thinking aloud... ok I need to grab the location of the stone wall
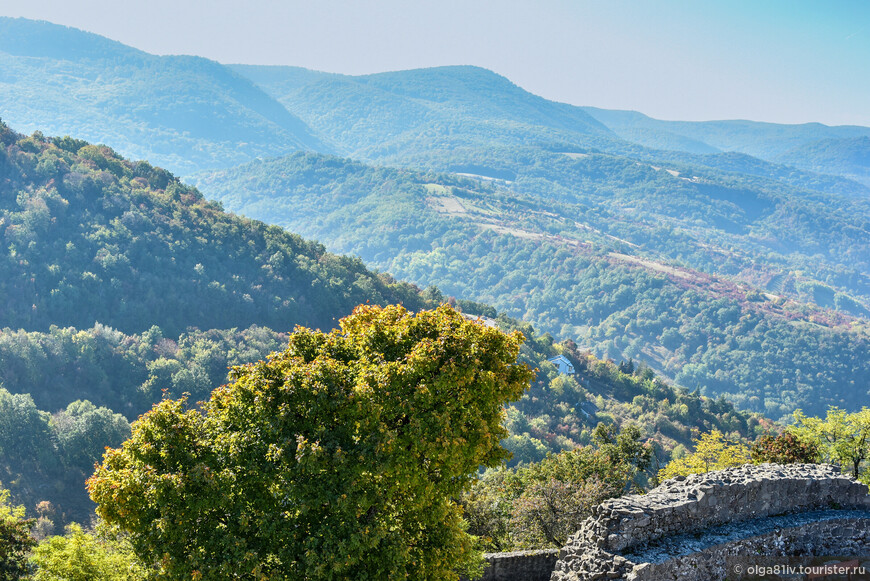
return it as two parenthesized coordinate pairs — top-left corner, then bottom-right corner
(551, 463), (870, 581)
(628, 516), (870, 580)
(461, 550), (560, 581)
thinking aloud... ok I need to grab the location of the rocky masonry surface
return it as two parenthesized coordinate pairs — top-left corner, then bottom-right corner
(624, 508), (870, 564)
(550, 463), (870, 581)
(468, 550), (560, 581)
(626, 516), (870, 580)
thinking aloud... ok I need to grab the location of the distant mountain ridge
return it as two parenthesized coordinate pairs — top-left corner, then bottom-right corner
(775, 136), (870, 186)
(581, 107), (870, 155)
(580, 107), (870, 186)
(0, 17), (327, 175)
(1, 16), (867, 192)
(0, 17), (144, 60)
(232, 63), (870, 195)
(231, 64), (615, 158)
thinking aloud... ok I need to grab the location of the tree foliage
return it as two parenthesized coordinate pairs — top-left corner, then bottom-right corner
(88, 304), (534, 580)
(661, 409), (870, 483)
(0, 387), (130, 526)
(792, 407), (870, 480)
(0, 486), (35, 580)
(591, 423), (653, 492)
(0, 323), (286, 417)
(30, 523), (145, 581)
(750, 430), (821, 465)
(657, 430), (751, 480)
(462, 424), (651, 551)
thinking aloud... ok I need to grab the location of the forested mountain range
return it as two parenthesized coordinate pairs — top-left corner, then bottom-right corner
(3, 18), (870, 418)
(232, 63), (869, 197)
(192, 153), (870, 420)
(231, 64), (614, 155)
(4, 16), (870, 578)
(775, 136), (870, 187)
(220, 63), (870, 324)
(2, 16), (869, 525)
(1, 15), (865, 196)
(0, 122), (762, 525)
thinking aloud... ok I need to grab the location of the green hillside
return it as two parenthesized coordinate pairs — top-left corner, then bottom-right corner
(346, 144), (870, 297)
(0, 17), (326, 175)
(194, 152), (870, 419)
(192, 149), (870, 314)
(0, 120), (425, 337)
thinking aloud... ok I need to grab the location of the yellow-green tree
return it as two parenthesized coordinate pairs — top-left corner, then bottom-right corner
(0, 485), (35, 580)
(792, 407), (870, 480)
(30, 523), (145, 581)
(658, 430), (751, 481)
(88, 304), (533, 580)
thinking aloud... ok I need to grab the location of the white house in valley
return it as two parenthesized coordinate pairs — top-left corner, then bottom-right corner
(547, 354), (575, 375)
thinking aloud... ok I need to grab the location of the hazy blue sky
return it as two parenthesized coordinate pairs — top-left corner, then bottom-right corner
(3, 0), (868, 126)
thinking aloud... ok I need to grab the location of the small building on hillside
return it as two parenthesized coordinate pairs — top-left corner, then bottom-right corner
(547, 355), (575, 375)
(579, 400), (598, 418)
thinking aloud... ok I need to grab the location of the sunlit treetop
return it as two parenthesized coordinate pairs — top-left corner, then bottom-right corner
(89, 304), (534, 580)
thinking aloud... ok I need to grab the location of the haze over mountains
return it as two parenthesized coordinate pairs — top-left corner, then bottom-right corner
(3, 16), (870, 423)
(580, 107), (870, 186)
(2, 17), (868, 189)
(231, 64), (613, 156)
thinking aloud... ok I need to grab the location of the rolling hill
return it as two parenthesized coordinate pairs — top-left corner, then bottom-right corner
(232, 64), (615, 157)
(0, 17), (326, 175)
(0, 119), (423, 337)
(232, 63), (869, 198)
(775, 136), (870, 186)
